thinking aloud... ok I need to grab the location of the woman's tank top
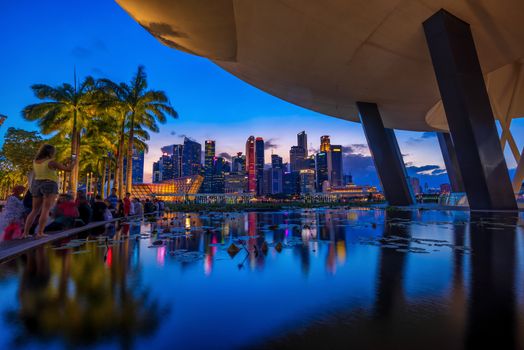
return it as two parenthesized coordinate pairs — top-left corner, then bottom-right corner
(33, 159), (58, 182)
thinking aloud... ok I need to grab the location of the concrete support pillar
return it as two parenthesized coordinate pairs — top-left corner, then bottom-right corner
(437, 132), (465, 193)
(423, 10), (517, 211)
(357, 102), (414, 206)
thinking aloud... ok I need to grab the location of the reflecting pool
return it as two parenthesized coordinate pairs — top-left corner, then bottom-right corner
(0, 208), (523, 349)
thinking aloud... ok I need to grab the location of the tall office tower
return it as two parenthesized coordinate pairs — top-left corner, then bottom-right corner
(162, 144), (184, 178)
(231, 152), (246, 174)
(263, 154), (284, 195)
(299, 169), (316, 194)
(159, 154), (174, 181)
(182, 137), (202, 176)
(131, 148), (144, 184)
(212, 156), (226, 193)
(283, 171), (300, 195)
(297, 131), (308, 157)
(289, 146), (306, 171)
(255, 137), (265, 195)
(271, 154), (283, 169)
(328, 145), (343, 187)
(320, 135), (331, 152)
(315, 152), (329, 191)
(152, 161), (161, 183)
(245, 136), (256, 193)
(202, 140), (216, 193)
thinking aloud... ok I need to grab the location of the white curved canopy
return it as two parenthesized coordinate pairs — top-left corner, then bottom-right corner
(116, 0), (524, 131)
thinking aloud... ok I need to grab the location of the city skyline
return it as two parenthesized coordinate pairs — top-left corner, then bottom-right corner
(2, 0), (523, 188)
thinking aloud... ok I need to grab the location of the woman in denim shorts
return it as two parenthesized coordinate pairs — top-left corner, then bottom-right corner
(22, 144), (76, 238)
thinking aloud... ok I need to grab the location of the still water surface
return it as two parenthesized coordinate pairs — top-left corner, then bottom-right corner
(0, 208), (523, 349)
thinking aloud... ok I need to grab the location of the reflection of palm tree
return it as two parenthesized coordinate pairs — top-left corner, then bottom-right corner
(7, 239), (168, 348)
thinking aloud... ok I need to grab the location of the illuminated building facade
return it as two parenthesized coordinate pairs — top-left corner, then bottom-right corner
(224, 173), (248, 193)
(299, 169), (316, 194)
(245, 136), (256, 193)
(320, 135), (331, 153)
(328, 145), (343, 187)
(283, 171), (300, 195)
(315, 152), (329, 191)
(255, 137), (265, 195)
(131, 175), (204, 201)
(182, 137), (202, 176)
(202, 140), (216, 193)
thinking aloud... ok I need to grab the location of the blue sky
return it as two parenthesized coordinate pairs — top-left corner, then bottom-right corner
(1, 0), (521, 186)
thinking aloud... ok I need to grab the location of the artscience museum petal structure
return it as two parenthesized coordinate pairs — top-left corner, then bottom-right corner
(116, 0), (524, 211)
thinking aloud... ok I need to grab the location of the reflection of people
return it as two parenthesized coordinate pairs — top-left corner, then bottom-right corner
(0, 185), (26, 240)
(23, 144), (76, 238)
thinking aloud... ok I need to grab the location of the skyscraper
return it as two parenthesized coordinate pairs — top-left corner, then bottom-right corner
(161, 144), (184, 178)
(283, 171), (300, 195)
(320, 135), (331, 152)
(255, 137), (265, 195)
(182, 137), (202, 176)
(297, 131), (308, 157)
(290, 146), (306, 172)
(328, 145), (343, 187)
(299, 169), (316, 194)
(202, 140), (216, 193)
(245, 136), (256, 193)
(315, 152), (329, 191)
(271, 154), (283, 169)
(231, 152), (245, 174)
(152, 161), (161, 183)
(131, 148), (144, 184)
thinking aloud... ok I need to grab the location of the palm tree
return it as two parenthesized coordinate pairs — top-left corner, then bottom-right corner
(22, 77), (97, 196)
(100, 66), (177, 194)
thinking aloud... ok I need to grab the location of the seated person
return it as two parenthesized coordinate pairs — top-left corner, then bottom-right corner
(44, 193), (79, 232)
(0, 185), (26, 240)
(75, 190), (92, 225)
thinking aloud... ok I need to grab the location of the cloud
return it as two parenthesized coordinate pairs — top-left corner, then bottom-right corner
(71, 39), (108, 59)
(170, 131), (176, 136)
(342, 143), (369, 155)
(218, 152), (232, 161)
(406, 164), (445, 175)
(406, 131), (437, 144)
(421, 132), (436, 139)
(264, 138), (279, 150)
(71, 46), (91, 59)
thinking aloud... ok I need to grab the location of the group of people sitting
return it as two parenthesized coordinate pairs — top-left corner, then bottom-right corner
(0, 143), (164, 241)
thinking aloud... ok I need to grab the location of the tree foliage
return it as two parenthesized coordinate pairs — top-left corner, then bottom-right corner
(1, 127), (43, 175)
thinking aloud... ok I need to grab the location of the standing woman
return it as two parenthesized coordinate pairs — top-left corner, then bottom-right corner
(22, 144), (76, 238)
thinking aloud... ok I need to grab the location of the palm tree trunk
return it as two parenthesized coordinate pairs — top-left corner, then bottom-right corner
(71, 133), (81, 198)
(101, 158), (107, 200)
(69, 115), (78, 195)
(116, 115), (126, 198)
(106, 161), (112, 198)
(125, 113), (135, 194)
